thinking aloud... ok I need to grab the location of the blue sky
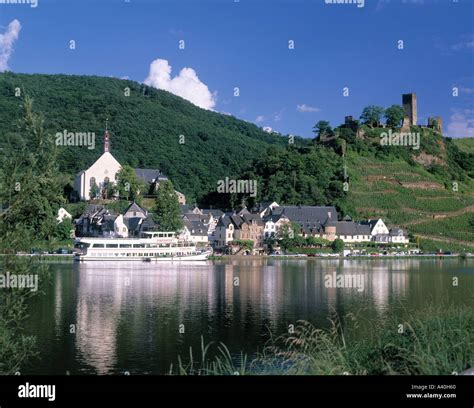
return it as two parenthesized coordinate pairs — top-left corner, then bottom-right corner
(0, 0), (473, 138)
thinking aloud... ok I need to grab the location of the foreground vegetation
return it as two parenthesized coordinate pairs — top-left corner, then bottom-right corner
(172, 304), (473, 375)
(0, 256), (50, 374)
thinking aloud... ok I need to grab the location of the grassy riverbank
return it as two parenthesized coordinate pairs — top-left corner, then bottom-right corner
(172, 304), (474, 375)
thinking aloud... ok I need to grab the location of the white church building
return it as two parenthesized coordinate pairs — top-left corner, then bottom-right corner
(74, 126), (186, 204)
(74, 128), (121, 201)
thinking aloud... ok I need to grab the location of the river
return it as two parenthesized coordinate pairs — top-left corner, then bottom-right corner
(22, 258), (473, 375)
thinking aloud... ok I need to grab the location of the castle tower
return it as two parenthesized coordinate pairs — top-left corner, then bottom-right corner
(402, 93), (417, 126)
(428, 116), (443, 133)
(103, 119), (110, 152)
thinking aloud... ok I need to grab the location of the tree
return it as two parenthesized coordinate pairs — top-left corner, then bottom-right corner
(384, 105), (404, 128)
(152, 180), (183, 232)
(102, 181), (117, 200)
(360, 106), (385, 127)
(331, 238), (345, 253)
(89, 182), (100, 200)
(54, 218), (75, 240)
(116, 165), (144, 201)
(312, 121), (333, 140)
(0, 96), (65, 249)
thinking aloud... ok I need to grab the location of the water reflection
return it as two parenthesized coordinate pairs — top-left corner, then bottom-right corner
(23, 258), (473, 374)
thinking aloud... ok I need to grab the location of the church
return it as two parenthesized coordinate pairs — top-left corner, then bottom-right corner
(74, 126), (186, 204)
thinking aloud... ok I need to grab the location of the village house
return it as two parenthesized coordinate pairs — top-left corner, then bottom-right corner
(325, 221), (372, 243)
(214, 213), (264, 251)
(262, 213), (291, 239)
(74, 205), (116, 237)
(389, 227), (410, 244)
(271, 205), (338, 237)
(113, 202), (156, 238)
(360, 219), (409, 244)
(75, 202), (156, 238)
(234, 214), (265, 249)
(179, 219), (209, 246)
(214, 215), (238, 248)
(180, 206), (224, 245)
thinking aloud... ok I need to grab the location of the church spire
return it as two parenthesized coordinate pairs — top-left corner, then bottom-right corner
(104, 119), (110, 153)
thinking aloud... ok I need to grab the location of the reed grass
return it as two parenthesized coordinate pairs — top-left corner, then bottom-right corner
(171, 304), (474, 376)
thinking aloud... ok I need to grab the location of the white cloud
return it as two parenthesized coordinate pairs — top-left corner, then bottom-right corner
(0, 19), (21, 72)
(144, 59), (216, 110)
(273, 109), (285, 122)
(376, 0), (423, 11)
(297, 104), (320, 113)
(263, 126), (273, 133)
(255, 115), (265, 123)
(450, 34), (474, 51)
(451, 41), (474, 51)
(446, 108), (474, 138)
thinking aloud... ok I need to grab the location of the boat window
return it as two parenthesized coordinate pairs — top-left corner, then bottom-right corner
(106, 244), (119, 248)
(120, 244), (132, 248)
(92, 243), (105, 248)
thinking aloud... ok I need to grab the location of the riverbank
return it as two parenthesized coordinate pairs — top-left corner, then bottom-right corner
(172, 304), (474, 375)
(8, 253), (471, 262)
(210, 253), (473, 261)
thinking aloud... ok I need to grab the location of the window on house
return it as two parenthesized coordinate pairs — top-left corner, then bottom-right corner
(90, 177), (96, 187)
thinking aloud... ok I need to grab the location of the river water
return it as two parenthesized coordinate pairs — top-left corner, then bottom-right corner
(22, 258), (473, 375)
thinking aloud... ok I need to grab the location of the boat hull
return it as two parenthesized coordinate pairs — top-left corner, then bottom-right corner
(75, 251), (212, 262)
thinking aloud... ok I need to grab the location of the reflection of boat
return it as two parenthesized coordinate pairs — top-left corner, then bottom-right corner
(74, 231), (212, 262)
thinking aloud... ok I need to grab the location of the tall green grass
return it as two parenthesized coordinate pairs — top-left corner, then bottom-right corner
(171, 304), (473, 375)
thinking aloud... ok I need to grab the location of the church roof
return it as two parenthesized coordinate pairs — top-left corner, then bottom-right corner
(134, 169), (168, 184)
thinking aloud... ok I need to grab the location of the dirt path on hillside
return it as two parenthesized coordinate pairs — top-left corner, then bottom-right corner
(415, 234), (474, 249)
(402, 205), (474, 226)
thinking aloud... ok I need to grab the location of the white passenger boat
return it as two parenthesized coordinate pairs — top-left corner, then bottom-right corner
(74, 232), (212, 262)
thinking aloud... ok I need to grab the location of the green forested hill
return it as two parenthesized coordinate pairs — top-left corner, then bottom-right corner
(0, 72), (302, 203)
(1, 72), (473, 251)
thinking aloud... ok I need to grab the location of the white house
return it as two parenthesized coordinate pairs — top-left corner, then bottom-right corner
(362, 219), (409, 244)
(179, 220), (209, 246)
(330, 221), (372, 243)
(56, 207), (72, 223)
(389, 228), (410, 244)
(367, 219), (390, 236)
(263, 214), (290, 239)
(114, 214), (128, 238)
(214, 216), (237, 248)
(74, 129), (121, 201)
